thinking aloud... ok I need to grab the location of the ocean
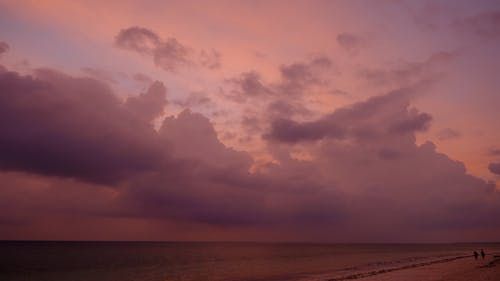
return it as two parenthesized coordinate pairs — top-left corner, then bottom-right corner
(1, 241), (499, 281)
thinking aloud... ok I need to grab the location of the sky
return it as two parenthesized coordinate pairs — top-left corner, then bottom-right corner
(0, 0), (499, 242)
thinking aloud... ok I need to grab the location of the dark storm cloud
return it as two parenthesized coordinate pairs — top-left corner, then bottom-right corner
(1, 63), (499, 241)
(115, 26), (221, 71)
(489, 162), (500, 175)
(120, 109), (281, 225)
(0, 67), (165, 184)
(266, 87), (431, 143)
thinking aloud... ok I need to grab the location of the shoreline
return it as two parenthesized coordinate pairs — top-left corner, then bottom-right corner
(326, 255), (471, 281)
(300, 254), (500, 281)
(340, 255), (500, 281)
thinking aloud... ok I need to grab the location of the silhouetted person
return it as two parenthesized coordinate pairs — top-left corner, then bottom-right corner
(481, 249), (485, 259)
(474, 251), (479, 260)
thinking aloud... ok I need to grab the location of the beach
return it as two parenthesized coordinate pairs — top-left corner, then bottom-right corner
(345, 255), (500, 281)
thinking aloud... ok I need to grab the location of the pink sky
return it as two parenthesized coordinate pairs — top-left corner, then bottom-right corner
(0, 0), (499, 242)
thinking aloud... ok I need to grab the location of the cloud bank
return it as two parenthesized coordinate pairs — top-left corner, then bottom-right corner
(1, 61), (499, 242)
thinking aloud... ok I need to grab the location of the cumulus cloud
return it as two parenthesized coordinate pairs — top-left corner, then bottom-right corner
(261, 91), (499, 240)
(115, 26), (221, 71)
(225, 56), (335, 141)
(159, 109), (252, 170)
(222, 56), (335, 147)
(125, 81), (167, 122)
(266, 87), (431, 143)
(0, 67), (165, 184)
(388, 110), (432, 134)
(1, 63), (499, 241)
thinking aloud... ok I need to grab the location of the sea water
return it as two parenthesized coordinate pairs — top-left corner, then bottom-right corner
(1, 241), (499, 281)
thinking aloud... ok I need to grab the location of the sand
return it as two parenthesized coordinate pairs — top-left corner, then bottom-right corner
(357, 255), (500, 281)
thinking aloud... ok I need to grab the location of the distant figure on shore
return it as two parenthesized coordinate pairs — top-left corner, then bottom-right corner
(480, 249), (485, 259)
(474, 251), (479, 260)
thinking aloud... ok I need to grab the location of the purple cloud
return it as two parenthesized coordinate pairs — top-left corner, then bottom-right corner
(489, 162), (500, 175)
(228, 71), (272, 98)
(0, 67), (165, 183)
(1, 63), (499, 241)
(115, 26), (161, 54)
(125, 81), (167, 122)
(278, 57), (332, 96)
(115, 26), (221, 71)
(266, 88), (431, 143)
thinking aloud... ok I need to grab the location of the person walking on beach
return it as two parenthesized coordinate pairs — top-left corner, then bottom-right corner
(480, 249), (485, 259)
(474, 251), (479, 260)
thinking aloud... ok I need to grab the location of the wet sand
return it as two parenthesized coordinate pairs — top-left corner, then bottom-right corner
(358, 255), (500, 281)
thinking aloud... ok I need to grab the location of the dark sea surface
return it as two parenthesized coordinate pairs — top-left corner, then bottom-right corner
(1, 241), (499, 281)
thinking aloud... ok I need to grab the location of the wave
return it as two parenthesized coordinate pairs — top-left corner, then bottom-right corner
(318, 255), (470, 281)
(299, 255), (472, 281)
